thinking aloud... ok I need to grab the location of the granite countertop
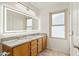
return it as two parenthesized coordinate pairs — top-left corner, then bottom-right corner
(2, 34), (46, 48)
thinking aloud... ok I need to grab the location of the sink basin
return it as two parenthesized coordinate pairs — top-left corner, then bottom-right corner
(3, 39), (18, 43)
(2, 39), (22, 47)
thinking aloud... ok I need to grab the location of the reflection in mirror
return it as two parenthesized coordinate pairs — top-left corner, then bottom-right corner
(4, 7), (39, 33)
(6, 9), (26, 31)
(26, 18), (32, 30)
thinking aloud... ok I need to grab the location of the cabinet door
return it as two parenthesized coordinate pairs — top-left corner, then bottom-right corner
(42, 36), (47, 50)
(38, 38), (42, 53)
(31, 40), (37, 56)
(0, 44), (2, 51)
(13, 42), (30, 56)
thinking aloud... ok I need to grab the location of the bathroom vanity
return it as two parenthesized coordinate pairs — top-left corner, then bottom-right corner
(2, 34), (47, 56)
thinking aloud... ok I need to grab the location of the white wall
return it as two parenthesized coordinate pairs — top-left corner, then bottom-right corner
(39, 3), (70, 54)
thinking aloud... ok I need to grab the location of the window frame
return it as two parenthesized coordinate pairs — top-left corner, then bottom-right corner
(49, 9), (67, 39)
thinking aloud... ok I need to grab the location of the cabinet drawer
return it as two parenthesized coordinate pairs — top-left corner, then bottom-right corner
(31, 40), (37, 45)
(31, 40), (37, 48)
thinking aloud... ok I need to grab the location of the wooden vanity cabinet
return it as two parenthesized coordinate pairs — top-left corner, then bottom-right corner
(2, 35), (47, 56)
(42, 36), (47, 50)
(13, 42), (30, 56)
(37, 38), (43, 53)
(30, 40), (38, 56)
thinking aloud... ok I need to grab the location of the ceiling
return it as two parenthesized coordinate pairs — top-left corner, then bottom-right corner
(30, 2), (69, 10)
(20, 2), (69, 12)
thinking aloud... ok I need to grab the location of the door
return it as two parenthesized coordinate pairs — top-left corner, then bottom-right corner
(42, 36), (47, 50)
(30, 40), (37, 56)
(38, 38), (43, 53)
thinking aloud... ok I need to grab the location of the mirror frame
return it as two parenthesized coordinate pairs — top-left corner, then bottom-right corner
(3, 6), (40, 33)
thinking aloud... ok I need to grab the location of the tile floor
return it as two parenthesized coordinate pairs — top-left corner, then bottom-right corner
(38, 49), (69, 56)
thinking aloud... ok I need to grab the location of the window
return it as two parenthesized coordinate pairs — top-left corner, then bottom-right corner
(50, 11), (66, 39)
(26, 19), (32, 30)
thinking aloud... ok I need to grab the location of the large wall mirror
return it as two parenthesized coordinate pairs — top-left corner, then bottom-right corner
(3, 6), (39, 33)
